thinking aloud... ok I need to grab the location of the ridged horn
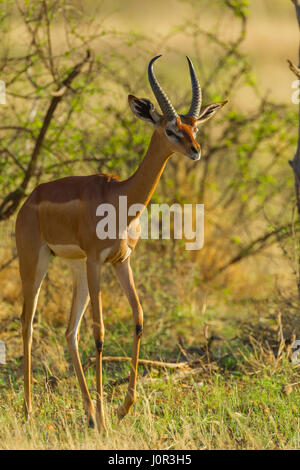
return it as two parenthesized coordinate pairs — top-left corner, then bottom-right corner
(186, 56), (202, 118)
(148, 55), (178, 121)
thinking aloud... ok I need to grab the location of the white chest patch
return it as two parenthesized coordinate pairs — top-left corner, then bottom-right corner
(99, 246), (132, 263)
(122, 246), (132, 262)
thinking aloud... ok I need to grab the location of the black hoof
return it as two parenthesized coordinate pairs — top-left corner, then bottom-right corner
(88, 417), (95, 428)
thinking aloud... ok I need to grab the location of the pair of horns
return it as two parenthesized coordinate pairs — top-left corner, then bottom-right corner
(148, 55), (202, 121)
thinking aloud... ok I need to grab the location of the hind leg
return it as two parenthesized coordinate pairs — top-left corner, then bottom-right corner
(19, 244), (50, 419)
(16, 206), (50, 419)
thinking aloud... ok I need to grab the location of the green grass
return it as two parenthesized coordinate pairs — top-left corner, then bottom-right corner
(0, 327), (299, 449)
(0, 249), (299, 449)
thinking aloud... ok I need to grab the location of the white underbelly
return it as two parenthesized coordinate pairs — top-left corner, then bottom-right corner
(47, 244), (132, 263)
(48, 243), (86, 259)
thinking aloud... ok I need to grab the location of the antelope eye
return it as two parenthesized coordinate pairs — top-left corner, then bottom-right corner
(166, 129), (176, 137)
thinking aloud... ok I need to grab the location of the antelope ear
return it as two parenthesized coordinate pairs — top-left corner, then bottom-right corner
(128, 94), (161, 125)
(197, 100), (228, 125)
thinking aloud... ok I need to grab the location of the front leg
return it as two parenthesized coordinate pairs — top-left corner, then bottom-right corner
(114, 259), (143, 420)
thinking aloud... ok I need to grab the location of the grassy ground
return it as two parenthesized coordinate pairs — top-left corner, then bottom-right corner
(0, 327), (299, 449)
(0, 245), (299, 450)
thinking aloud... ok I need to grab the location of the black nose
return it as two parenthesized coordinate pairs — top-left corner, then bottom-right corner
(191, 145), (198, 153)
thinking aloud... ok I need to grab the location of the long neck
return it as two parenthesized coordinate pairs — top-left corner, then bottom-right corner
(121, 130), (173, 209)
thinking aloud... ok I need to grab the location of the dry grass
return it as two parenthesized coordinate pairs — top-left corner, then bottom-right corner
(1, 320), (300, 450)
(1, 237), (300, 449)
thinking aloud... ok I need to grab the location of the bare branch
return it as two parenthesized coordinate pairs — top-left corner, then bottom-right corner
(0, 50), (91, 221)
(205, 223), (296, 281)
(0, 255), (17, 273)
(84, 356), (189, 370)
(287, 59), (300, 78)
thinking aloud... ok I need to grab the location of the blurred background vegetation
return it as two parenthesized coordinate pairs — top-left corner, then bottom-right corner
(0, 0), (300, 449)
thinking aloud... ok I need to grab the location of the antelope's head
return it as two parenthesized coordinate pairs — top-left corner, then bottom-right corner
(129, 55), (227, 161)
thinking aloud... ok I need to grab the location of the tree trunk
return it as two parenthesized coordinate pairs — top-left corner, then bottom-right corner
(289, 0), (300, 298)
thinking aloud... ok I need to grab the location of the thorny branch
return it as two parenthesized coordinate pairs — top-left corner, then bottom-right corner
(0, 50), (91, 221)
